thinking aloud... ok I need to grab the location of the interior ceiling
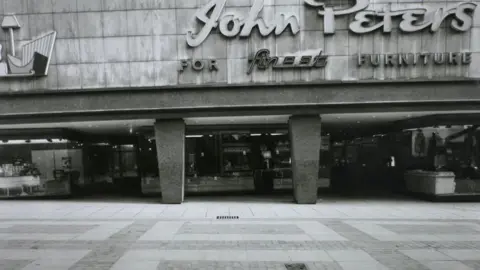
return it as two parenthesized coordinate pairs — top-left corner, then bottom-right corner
(0, 120), (155, 135)
(0, 110), (478, 135)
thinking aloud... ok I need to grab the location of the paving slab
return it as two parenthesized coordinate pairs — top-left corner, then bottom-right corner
(0, 197), (478, 269)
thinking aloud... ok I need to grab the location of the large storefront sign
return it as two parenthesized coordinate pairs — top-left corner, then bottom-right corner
(304, 0), (477, 34)
(247, 49), (328, 74)
(186, 0), (300, 47)
(0, 15), (57, 78)
(357, 52), (472, 67)
(187, 0), (477, 47)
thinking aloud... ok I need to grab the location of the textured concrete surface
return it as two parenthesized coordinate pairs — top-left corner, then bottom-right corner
(0, 197), (479, 269)
(154, 119), (185, 204)
(289, 115), (322, 204)
(1, 0), (480, 125)
(0, 0), (479, 92)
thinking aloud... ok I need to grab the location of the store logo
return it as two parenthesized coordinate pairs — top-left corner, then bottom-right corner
(304, 0), (477, 34)
(247, 49), (328, 74)
(0, 15), (57, 78)
(187, 0), (477, 47)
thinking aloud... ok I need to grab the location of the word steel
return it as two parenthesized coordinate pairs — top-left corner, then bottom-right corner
(178, 59), (219, 72)
(186, 0), (300, 47)
(304, 0), (477, 34)
(247, 49), (328, 74)
(357, 52), (472, 67)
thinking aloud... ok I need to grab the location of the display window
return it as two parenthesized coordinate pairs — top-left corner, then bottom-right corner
(0, 138), (84, 198)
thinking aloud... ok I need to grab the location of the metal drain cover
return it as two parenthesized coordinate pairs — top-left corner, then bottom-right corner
(216, 216), (239, 220)
(285, 263), (308, 270)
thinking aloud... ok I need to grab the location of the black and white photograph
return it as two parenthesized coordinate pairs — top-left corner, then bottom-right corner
(0, 0), (479, 269)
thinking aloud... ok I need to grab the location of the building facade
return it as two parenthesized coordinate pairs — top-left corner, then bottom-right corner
(0, 0), (479, 203)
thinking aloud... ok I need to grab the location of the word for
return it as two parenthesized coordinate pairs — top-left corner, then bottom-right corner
(178, 59), (219, 72)
(356, 52), (472, 67)
(304, 0), (477, 34)
(247, 49), (328, 74)
(186, 0), (300, 47)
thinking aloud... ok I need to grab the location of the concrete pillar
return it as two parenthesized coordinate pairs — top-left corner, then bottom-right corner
(289, 115), (321, 204)
(154, 119), (185, 204)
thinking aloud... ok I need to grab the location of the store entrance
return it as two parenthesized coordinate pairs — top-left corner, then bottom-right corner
(329, 137), (401, 197)
(77, 141), (142, 198)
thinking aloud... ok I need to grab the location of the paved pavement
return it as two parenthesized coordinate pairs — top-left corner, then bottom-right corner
(0, 195), (479, 270)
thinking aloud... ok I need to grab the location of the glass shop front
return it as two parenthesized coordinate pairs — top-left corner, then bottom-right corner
(0, 131), (142, 199)
(329, 125), (480, 197)
(0, 138), (82, 198)
(139, 128), (332, 196)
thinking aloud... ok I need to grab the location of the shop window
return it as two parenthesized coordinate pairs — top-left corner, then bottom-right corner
(185, 134), (221, 177)
(113, 145), (138, 178)
(85, 143), (140, 187)
(138, 138), (160, 195)
(87, 144), (114, 184)
(0, 139), (83, 198)
(221, 133), (252, 175)
(184, 132), (292, 179)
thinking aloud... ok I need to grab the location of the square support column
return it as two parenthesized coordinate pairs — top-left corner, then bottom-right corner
(154, 119), (185, 204)
(289, 115), (321, 204)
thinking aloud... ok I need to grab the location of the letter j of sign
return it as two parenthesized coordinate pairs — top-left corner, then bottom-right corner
(304, 0), (370, 34)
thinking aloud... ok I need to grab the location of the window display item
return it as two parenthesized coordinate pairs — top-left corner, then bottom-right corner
(413, 129), (426, 157)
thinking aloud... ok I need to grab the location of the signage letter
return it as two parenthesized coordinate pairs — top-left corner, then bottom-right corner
(399, 9), (430, 32)
(357, 54), (366, 66)
(240, 0), (274, 36)
(452, 3), (477, 31)
(304, 0), (370, 34)
(350, 11), (383, 34)
(434, 53), (446, 65)
(300, 56), (312, 65)
(209, 59), (219, 71)
(192, 60), (205, 71)
(370, 55), (380, 66)
(218, 14), (243, 37)
(186, 0), (226, 47)
(385, 54), (395, 66)
(178, 60), (189, 71)
(462, 52), (472, 65)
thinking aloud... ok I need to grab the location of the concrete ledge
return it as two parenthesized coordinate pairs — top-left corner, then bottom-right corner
(2, 77), (478, 97)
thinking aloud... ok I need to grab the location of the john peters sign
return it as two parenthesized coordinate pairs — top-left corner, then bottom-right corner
(186, 0), (477, 47)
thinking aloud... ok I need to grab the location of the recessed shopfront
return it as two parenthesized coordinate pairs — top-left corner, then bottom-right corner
(0, 0), (479, 203)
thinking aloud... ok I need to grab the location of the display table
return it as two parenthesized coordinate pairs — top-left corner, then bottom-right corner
(404, 170), (456, 195)
(186, 177), (254, 193)
(0, 176), (41, 196)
